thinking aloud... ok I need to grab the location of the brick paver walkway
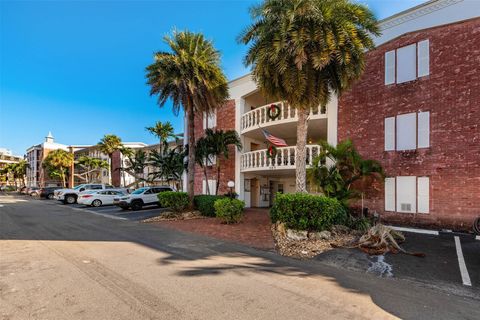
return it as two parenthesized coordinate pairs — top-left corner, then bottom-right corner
(154, 208), (274, 250)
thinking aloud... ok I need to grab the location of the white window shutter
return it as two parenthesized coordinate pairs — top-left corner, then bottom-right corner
(384, 178), (396, 211)
(208, 111), (216, 128)
(417, 40), (430, 77)
(384, 117), (395, 151)
(208, 180), (217, 195)
(385, 50), (396, 85)
(396, 113), (417, 150)
(396, 44), (417, 83)
(417, 177), (430, 214)
(202, 112), (207, 129)
(202, 179), (207, 194)
(396, 176), (417, 213)
(418, 111), (430, 148)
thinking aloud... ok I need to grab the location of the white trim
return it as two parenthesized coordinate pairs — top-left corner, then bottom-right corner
(454, 236), (472, 286)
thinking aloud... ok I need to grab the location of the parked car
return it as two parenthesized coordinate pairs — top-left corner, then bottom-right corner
(78, 189), (127, 207)
(32, 186), (63, 199)
(113, 186), (174, 211)
(19, 186), (28, 194)
(54, 184), (115, 204)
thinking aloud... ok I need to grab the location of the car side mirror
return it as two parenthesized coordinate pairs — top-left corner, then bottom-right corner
(79, 188), (85, 192)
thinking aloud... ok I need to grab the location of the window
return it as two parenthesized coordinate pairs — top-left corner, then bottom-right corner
(384, 111), (430, 151)
(384, 176), (429, 213)
(202, 179), (217, 195)
(384, 39), (429, 85)
(203, 111), (216, 129)
(90, 185), (103, 190)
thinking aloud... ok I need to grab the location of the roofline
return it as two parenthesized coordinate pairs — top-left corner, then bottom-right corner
(378, 0), (438, 25)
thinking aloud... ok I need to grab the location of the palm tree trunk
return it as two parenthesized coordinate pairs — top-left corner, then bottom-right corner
(216, 162), (220, 195)
(187, 107), (196, 205)
(295, 108), (309, 193)
(203, 167), (210, 195)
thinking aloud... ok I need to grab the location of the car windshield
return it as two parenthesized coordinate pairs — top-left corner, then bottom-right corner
(131, 188), (148, 195)
(73, 184), (86, 190)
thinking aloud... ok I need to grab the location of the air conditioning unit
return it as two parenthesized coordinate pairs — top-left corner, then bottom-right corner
(401, 203), (412, 212)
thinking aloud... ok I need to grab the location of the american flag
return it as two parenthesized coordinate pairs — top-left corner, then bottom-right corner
(262, 128), (288, 147)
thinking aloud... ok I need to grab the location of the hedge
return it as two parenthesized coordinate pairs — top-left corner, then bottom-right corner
(214, 198), (245, 224)
(270, 193), (347, 231)
(158, 191), (189, 212)
(193, 195), (224, 216)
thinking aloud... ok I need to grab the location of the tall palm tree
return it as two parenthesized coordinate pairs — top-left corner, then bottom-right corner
(240, 0), (379, 192)
(204, 129), (242, 195)
(146, 30), (229, 205)
(43, 149), (74, 187)
(146, 121), (177, 154)
(97, 134), (122, 186)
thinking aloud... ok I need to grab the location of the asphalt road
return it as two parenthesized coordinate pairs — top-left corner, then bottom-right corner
(1, 195), (479, 320)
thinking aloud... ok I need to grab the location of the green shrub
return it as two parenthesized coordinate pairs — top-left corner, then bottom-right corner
(347, 216), (372, 232)
(214, 198), (245, 224)
(270, 193), (347, 231)
(193, 195), (224, 216)
(158, 191), (189, 212)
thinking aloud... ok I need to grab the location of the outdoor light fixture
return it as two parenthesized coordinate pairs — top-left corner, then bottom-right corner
(227, 181), (235, 199)
(227, 181), (235, 188)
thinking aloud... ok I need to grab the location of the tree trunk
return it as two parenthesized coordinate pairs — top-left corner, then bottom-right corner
(216, 162), (220, 195)
(61, 170), (66, 188)
(187, 107), (196, 206)
(295, 108), (309, 193)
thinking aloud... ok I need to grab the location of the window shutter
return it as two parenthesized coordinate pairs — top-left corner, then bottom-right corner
(396, 44), (417, 83)
(396, 176), (416, 213)
(384, 117), (395, 151)
(396, 113), (417, 150)
(208, 111), (217, 128)
(202, 112), (207, 129)
(202, 179), (207, 194)
(417, 40), (430, 77)
(384, 178), (396, 211)
(385, 50), (396, 85)
(208, 180), (217, 195)
(417, 177), (430, 214)
(418, 111), (430, 148)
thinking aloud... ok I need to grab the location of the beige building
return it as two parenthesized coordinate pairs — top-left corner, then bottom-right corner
(0, 148), (24, 186)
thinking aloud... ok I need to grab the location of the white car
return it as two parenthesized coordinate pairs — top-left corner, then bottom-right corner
(77, 190), (127, 207)
(114, 186), (174, 211)
(54, 183), (115, 204)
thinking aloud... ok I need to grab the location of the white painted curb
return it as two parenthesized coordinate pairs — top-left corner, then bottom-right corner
(389, 226), (439, 235)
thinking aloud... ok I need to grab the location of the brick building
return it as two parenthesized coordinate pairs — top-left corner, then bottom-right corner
(186, 0), (480, 229)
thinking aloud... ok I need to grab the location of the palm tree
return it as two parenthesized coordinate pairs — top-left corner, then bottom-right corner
(97, 134), (122, 186)
(146, 30), (229, 205)
(204, 129), (242, 195)
(75, 156), (109, 183)
(121, 148), (149, 187)
(149, 146), (186, 189)
(43, 149), (74, 187)
(14, 160), (29, 187)
(194, 136), (214, 195)
(146, 121), (177, 154)
(307, 139), (384, 207)
(240, 0), (379, 192)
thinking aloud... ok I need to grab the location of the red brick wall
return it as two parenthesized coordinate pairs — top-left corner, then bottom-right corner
(338, 18), (480, 230)
(111, 150), (121, 187)
(193, 99), (236, 195)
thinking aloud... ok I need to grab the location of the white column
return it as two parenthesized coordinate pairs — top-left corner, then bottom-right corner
(235, 98), (245, 201)
(327, 95), (338, 147)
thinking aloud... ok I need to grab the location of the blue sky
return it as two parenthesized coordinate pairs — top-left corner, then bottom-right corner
(0, 0), (424, 155)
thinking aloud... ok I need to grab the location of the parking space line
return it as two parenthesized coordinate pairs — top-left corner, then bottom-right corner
(454, 236), (472, 286)
(390, 226), (439, 235)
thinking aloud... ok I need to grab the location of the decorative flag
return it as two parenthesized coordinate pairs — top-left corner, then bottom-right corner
(262, 128), (288, 147)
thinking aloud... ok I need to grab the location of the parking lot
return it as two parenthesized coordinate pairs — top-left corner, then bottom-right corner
(43, 198), (168, 221)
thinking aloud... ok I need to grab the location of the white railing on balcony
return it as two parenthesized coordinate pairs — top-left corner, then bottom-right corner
(241, 101), (327, 133)
(241, 145), (321, 172)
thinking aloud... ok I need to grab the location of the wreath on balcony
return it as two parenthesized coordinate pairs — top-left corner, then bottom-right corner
(266, 145), (277, 160)
(267, 103), (281, 120)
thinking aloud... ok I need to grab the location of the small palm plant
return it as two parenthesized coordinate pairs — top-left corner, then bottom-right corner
(145, 121), (177, 154)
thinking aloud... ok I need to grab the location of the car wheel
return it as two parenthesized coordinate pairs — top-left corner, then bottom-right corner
(131, 201), (143, 211)
(65, 195), (76, 204)
(92, 199), (102, 207)
(47, 193), (54, 200)
(120, 207), (129, 211)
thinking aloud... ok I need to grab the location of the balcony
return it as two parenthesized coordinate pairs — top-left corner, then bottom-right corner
(240, 145), (321, 173)
(241, 101), (327, 134)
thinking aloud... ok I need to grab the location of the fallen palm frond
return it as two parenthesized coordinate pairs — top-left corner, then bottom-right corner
(332, 224), (425, 257)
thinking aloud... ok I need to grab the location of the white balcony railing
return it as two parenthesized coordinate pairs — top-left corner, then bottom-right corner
(241, 101), (327, 133)
(241, 145), (321, 172)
